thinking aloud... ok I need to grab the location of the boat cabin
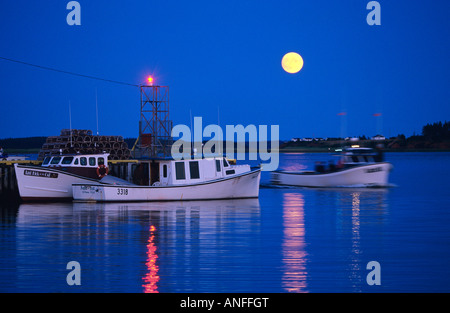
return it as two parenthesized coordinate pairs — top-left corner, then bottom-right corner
(340, 147), (383, 165)
(39, 154), (252, 186)
(41, 153), (110, 179)
(132, 157), (251, 187)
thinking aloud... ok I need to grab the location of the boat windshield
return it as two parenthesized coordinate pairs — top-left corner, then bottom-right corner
(42, 157), (51, 165)
(345, 148), (375, 155)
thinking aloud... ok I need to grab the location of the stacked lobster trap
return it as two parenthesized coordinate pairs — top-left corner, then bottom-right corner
(37, 129), (131, 161)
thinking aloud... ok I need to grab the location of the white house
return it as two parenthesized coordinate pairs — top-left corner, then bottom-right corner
(371, 135), (386, 141)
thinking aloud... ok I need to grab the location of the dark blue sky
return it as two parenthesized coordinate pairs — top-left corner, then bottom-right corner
(1, 1), (449, 140)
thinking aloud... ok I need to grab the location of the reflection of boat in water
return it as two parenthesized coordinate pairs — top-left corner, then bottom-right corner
(15, 197), (260, 292)
(15, 198), (261, 229)
(72, 197), (261, 213)
(17, 198), (260, 231)
(271, 147), (393, 188)
(14, 153), (110, 201)
(73, 157), (261, 202)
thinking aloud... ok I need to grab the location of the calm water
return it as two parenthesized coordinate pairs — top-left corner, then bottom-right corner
(1, 152), (450, 293)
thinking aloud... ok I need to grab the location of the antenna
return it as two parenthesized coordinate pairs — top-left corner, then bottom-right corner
(69, 100), (73, 148)
(217, 106), (222, 156)
(190, 109), (193, 155)
(217, 106), (220, 129)
(95, 88), (99, 135)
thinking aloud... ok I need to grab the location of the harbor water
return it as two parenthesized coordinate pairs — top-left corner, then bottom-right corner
(1, 152), (449, 292)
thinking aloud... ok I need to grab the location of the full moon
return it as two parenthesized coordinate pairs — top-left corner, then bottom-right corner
(281, 52), (304, 74)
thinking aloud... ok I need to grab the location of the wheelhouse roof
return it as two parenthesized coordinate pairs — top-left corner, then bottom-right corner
(343, 147), (376, 155)
(134, 155), (228, 161)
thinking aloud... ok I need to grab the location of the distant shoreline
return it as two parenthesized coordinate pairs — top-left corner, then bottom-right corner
(279, 148), (450, 153)
(4, 147), (450, 155)
(3, 121), (450, 155)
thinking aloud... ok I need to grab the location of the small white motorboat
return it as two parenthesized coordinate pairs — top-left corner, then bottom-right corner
(271, 147), (393, 188)
(72, 157), (261, 202)
(15, 153), (110, 201)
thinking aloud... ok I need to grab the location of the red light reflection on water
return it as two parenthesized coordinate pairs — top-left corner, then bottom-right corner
(142, 225), (160, 293)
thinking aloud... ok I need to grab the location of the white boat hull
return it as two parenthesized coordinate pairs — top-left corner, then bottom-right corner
(271, 162), (392, 188)
(73, 169), (261, 202)
(14, 164), (100, 201)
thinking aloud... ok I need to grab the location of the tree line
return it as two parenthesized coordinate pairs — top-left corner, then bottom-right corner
(1, 121), (449, 150)
(0, 137), (48, 149)
(421, 121), (450, 142)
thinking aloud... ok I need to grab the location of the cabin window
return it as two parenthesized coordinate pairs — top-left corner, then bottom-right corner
(80, 157), (87, 166)
(98, 157), (105, 165)
(43, 157), (51, 165)
(74, 158), (79, 165)
(175, 162), (186, 180)
(62, 156), (74, 165)
(50, 157), (61, 165)
(223, 158), (229, 167)
(216, 159), (221, 172)
(189, 161), (200, 179)
(163, 164), (167, 178)
(89, 157), (96, 166)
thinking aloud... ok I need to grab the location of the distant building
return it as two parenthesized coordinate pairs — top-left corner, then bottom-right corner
(371, 135), (386, 141)
(301, 138), (313, 142)
(290, 138), (300, 142)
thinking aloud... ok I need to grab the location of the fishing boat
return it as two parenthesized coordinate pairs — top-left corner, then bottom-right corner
(72, 157), (261, 202)
(271, 146), (393, 188)
(14, 153), (110, 201)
